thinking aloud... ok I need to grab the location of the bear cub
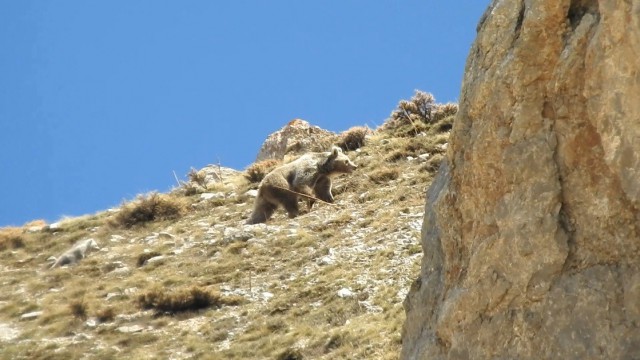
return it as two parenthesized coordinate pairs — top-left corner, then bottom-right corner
(247, 146), (357, 224)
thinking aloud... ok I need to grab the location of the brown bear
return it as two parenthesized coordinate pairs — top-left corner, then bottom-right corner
(246, 146), (357, 224)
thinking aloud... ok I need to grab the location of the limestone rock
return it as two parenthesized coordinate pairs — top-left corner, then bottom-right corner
(402, 1), (640, 359)
(255, 119), (336, 162)
(20, 311), (43, 320)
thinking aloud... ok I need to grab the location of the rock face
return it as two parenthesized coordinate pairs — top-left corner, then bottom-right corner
(402, 1), (640, 359)
(255, 119), (336, 162)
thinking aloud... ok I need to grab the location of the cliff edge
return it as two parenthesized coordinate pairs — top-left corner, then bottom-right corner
(402, 1), (640, 359)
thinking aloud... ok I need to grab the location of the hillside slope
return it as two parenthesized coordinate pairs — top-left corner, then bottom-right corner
(0, 93), (454, 359)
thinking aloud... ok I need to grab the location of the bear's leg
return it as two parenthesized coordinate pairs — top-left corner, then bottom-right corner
(247, 197), (278, 224)
(313, 177), (334, 204)
(280, 195), (300, 218)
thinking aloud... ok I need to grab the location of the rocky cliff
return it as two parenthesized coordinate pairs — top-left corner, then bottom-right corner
(403, 1), (640, 359)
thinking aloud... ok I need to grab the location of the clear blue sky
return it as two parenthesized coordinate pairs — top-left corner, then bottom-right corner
(1, 1), (489, 226)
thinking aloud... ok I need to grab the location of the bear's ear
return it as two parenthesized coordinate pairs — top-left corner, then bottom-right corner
(330, 146), (341, 159)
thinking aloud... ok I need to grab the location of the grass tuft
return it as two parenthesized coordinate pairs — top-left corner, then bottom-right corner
(337, 126), (371, 151)
(95, 307), (116, 323)
(0, 228), (26, 251)
(368, 167), (400, 184)
(69, 300), (87, 320)
(137, 287), (244, 314)
(112, 193), (188, 228)
(245, 159), (282, 183)
(276, 348), (304, 360)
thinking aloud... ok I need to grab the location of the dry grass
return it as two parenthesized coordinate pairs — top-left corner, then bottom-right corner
(245, 158), (282, 183)
(69, 299), (87, 320)
(0, 91), (454, 360)
(0, 227), (26, 251)
(187, 167), (207, 187)
(337, 126), (372, 151)
(112, 193), (188, 228)
(368, 167), (400, 184)
(95, 306), (116, 323)
(137, 287), (244, 314)
(380, 90), (458, 137)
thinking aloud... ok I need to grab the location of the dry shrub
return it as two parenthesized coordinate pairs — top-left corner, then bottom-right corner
(113, 193), (188, 228)
(382, 90), (435, 136)
(432, 103), (458, 124)
(245, 159), (281, 183)
(381, 90), (458, 137)
(69, 300), (87, 320)
(187, 167), (207, 187)
(95, 307), (115, 323)
(276, 348), (304, 360)
(0, 227), (26, 251)
(337, 126), (371, 151)
(385, 150), (406, 163)
(137, 287), (244, 314)
(421, 153), (445, 173)
(368, 167), (400, 184)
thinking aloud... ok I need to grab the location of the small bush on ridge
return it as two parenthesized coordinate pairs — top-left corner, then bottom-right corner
(245, 159), (281, 183)
(337, 126), (371, 151)
(112, 193), (188, 228)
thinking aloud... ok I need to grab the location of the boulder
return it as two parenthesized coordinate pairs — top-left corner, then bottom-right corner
(255, 119), (336, 162)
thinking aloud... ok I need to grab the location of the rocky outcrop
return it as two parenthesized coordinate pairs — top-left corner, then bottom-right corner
(255, 119), (336, 162)
(402, 1), (640, 359)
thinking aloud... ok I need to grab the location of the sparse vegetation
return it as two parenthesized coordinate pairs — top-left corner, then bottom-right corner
(382, 89), (458, 137)
(0, 227), (25, 251)
(112, 193), (188, 228)
(187, 167), (207, 187)
(245, 158), (282, 183)
(69, 299), (87, 320)
(369, 167), (400, 183)
(137, 287), (244, 314)
(95, 307), (115, 323)
(0, 90), (454, 359)
(337, 126), (371, 151)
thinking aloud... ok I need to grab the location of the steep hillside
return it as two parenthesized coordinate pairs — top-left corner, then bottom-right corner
(0, 92), (454, 359)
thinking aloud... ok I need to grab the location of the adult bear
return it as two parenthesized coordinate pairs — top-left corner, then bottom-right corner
(247, 146), (357, 224)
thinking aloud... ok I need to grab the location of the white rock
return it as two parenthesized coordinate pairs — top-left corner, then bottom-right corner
(200, 192), (225, 201)
(158, 232), (175, 240)
(85, 318), (98, 328)
(418, 153), (430, 160)
(0, 323), (20, 341)
(110, 267), (131, 276)
(46, 222), (61, 231)
(245, 189), (259, 197)
(262, 292), (274, 301)
(337, 288), (354, 298)
(223, 228), (253, 243)
(110, 235), (126, 242)
(317, 256), (335, 266)
(124, 288), (138, 296)
(27, 226), (44, 233)
(145, 255), (165, 265)
(117, 325), (144, 333)
(20, 311), (43, 320)
(106, 293), (120, 301)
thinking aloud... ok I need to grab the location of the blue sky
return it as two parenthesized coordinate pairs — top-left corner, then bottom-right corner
(1, 1), (489, 226)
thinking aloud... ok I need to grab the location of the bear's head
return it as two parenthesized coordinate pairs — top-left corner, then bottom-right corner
(325, 146), (357, 174)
